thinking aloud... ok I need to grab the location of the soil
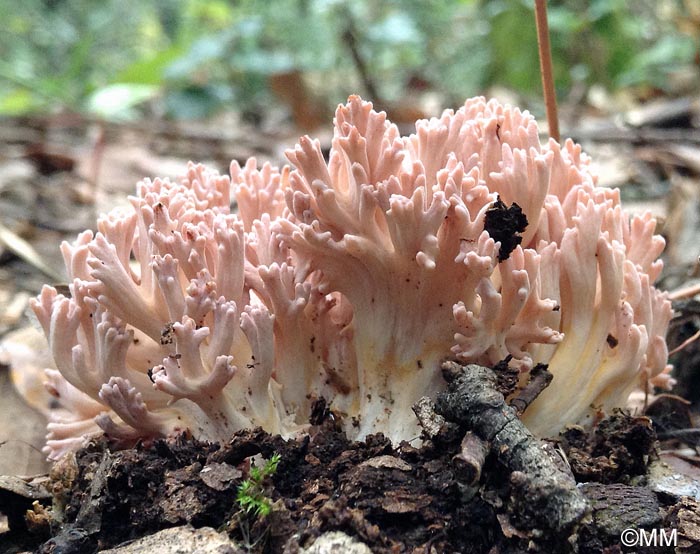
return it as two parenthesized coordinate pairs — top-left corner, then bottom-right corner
(1, 387), (696, 554)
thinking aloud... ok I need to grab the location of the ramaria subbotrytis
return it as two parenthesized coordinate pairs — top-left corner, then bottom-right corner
(30, 96), (672, 459)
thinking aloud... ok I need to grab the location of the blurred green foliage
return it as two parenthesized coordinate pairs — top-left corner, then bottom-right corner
(0, 0), (696, 120)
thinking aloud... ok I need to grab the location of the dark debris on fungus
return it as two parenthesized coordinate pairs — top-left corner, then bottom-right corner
(484, 196), (528, 262)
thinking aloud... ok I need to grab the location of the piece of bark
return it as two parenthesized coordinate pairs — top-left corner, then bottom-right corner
(412, 396), (460, 443)
(436, 362), (588, 533)
(666, 497), (700, 554)
(577, 483), (666, 553)
(74, 450), (116, 535)
(580, 483), (660, 536)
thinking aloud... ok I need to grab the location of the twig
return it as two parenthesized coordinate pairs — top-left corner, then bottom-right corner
(534, 0), (560, 142)
(340, 7), (381, 102)
(573, 127), (700, 145)
(509, 363), (553, 416)
(436, 362), (588, 532)
(656, 428), (700, 444)
(669, 328), (700, 355)
(669, 281), (700, 301)
(451, 432), (488, 485)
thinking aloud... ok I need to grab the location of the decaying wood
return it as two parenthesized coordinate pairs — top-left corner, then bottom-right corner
(667, 497), (700, 554)
(411, 396), (460, 443)
(451, 432), (488, 486)
(581, 483), (660, 536)
(436, 361), (589, 533)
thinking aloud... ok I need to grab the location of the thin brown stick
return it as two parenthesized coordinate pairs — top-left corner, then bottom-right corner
(668, 281), (700, 301)
(509, 363), (553, 416)
(534, 0), (560, 142)
(669, 328), (700, 356)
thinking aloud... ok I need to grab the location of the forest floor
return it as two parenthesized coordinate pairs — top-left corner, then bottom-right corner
(1, 391), (699, 553)
(0, 96), (700, 552)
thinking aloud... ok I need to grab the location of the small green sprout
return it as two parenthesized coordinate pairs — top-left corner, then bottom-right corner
(236, 453), (281, 518)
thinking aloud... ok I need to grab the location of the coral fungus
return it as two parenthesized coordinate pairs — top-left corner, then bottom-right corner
(29, 96), (672, 459)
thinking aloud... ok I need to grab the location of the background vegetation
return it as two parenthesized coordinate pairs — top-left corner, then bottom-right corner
(0, 0), (698, 124)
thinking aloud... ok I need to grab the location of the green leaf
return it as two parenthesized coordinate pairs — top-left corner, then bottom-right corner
(115, 46), (186, 85)
(0, 89), (36, 115)
(87, 83), (159, 120)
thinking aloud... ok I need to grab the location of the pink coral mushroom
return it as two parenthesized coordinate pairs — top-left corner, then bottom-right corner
(30, 96), (672, 459)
